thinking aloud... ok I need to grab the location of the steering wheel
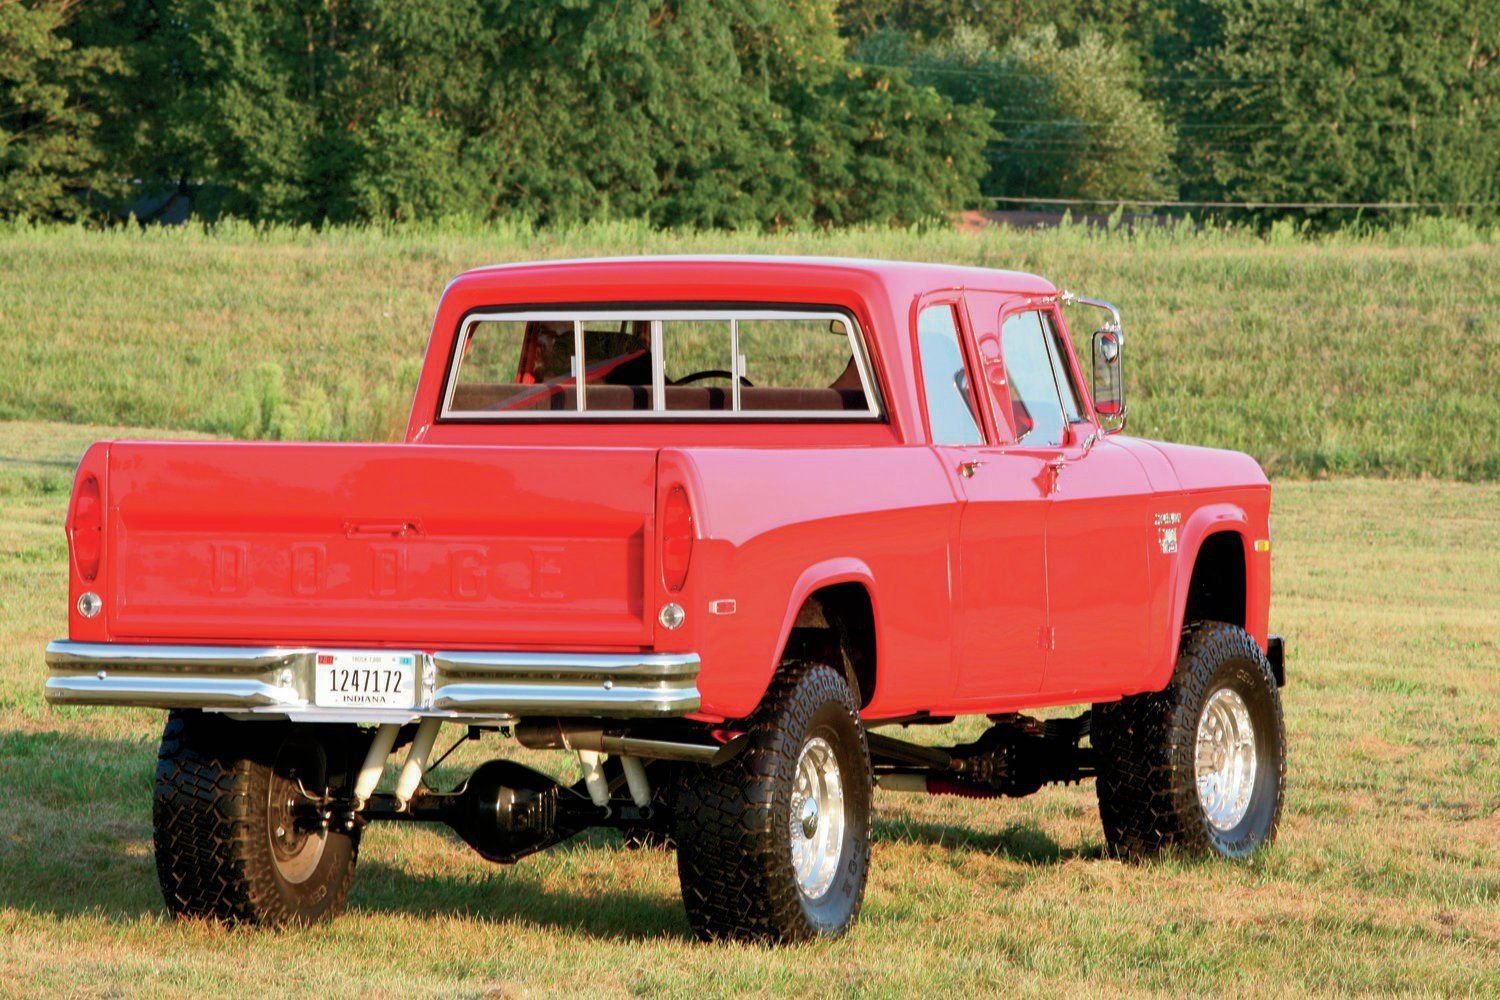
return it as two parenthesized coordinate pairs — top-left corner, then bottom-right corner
(673, 369), (754, 387)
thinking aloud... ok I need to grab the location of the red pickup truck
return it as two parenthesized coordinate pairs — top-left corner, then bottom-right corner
(47, 256), (1286, 942)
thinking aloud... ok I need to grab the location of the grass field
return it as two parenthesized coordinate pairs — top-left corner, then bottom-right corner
(0, 220), (1496, 478)
(0, 223), (1496, 996)
(0, 420), (1495, 997)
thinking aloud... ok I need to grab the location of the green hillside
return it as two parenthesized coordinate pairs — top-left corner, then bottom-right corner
(1, 220), (1495, 479)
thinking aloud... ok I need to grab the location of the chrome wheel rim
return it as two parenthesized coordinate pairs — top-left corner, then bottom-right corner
(790, 736), (845, 899)
(1195, 687), (1258, 831)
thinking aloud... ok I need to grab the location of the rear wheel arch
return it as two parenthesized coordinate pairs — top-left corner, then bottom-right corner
(771, 562), (879, 710)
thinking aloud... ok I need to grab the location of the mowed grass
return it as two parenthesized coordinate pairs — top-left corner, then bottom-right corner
(0, 220), (1497, 478)
(0, 421), (1494, 997)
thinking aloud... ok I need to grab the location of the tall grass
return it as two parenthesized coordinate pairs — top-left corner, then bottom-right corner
(1, 218), (1495, 477)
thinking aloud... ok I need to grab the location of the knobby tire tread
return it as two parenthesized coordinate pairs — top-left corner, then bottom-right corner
(673, 662), (870, 943)
(1093, 621), (1285, 860)
(153, 711), (359, 926)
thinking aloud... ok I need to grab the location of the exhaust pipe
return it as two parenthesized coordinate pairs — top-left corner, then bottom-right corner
(877, 773), (1001, 799)
(514, 720), (743, 765)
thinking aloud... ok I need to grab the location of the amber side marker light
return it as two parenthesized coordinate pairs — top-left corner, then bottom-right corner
(72, 474), (102, 581)
(661, 484), (695, 592)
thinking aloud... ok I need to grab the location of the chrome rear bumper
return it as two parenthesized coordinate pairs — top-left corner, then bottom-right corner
(44, 641), (701, 723)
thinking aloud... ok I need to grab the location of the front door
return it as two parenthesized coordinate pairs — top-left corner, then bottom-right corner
(993, 307), (1155, 698)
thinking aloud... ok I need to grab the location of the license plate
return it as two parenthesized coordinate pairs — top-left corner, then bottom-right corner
(313, 651), (419, 709)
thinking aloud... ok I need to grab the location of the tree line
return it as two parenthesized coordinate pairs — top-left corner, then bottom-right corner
(2, 0), (1495, 227)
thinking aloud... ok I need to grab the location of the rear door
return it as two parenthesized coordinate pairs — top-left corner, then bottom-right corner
(104, 442), (657, 648)
(915, 298), (1049, 701)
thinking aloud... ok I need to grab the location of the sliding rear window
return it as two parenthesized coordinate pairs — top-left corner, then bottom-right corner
(442, 309), (882, 419)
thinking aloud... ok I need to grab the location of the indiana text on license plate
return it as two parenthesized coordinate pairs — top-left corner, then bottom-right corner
(314, 651), (418, 709)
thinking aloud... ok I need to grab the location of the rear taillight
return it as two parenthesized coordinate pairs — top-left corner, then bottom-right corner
(661, 484), (694, 592)
(72, 474), (102, 581)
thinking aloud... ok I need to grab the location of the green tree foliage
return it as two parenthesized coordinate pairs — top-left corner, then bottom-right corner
(859, 24), (1176, 200)
(799, 64), (992, 224)
(0, 0), (118, 219)
(1159, 0), (1499, 213)
(8, 0), (1492, 225)
(995, 27), (1175, 200)
(834, 0), (1172, 47)
(81, 0), (370, 222)
(71, 0), (988, 227)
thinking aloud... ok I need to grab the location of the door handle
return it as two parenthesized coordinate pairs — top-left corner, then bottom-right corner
(345, 519), (421, 538)
(958, 460), (984, 479)
(1047, 458), (1067, 494)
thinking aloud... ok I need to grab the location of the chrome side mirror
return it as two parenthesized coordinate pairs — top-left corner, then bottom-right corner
(1091, 327), (1126, 432)
(1061, 291), (1128, 434)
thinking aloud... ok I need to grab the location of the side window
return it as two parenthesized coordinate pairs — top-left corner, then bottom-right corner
(917, 305), (984, 446)
(1040, 313), (1086, 424)
(1000, 311), (1067, 447)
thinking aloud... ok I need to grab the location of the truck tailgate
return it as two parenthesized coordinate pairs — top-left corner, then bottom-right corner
(101, 442), (656, 647)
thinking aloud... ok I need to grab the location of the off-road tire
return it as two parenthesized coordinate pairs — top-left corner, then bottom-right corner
(1093, 621), (1286, 860)
(153, 710), (362, 926)
(673, 661), (872, 943)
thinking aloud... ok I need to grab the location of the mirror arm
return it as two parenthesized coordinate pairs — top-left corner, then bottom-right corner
(1060, 291), (1124, 345)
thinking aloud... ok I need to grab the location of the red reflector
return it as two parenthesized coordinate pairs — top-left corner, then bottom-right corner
(661, 485), (694, 593)
(72, 474), (102, 582)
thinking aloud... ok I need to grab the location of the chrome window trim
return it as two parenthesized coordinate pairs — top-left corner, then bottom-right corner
(572, 318), (586, 411)
(1039, 311), (1086, 424)
(650, 319), (666, 412)
(440, 308), (884, 421)
(729, 317), (742, 412)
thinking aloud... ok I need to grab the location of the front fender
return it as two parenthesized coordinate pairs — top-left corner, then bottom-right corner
(1159, 503), (1251, 683)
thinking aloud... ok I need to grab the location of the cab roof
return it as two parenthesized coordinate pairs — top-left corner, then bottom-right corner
(453, 255), (1058, 298)
(420, 255), (1059, 446)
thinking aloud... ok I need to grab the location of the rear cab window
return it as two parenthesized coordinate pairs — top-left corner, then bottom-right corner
(442, 309), (881, 419)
